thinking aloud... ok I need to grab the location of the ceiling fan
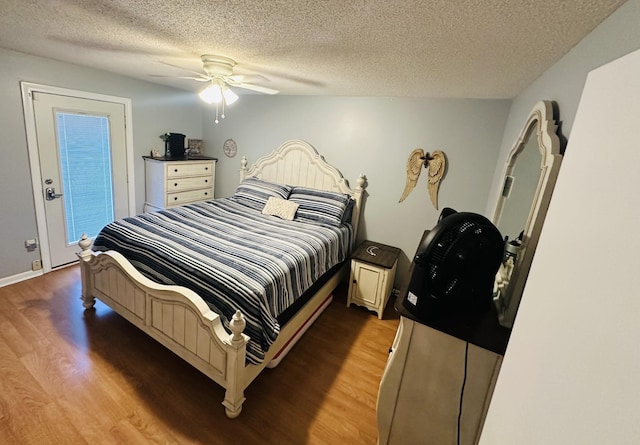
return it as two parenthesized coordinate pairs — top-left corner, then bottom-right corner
(159, 55), (279, 95)
(158, 55), (278, 123)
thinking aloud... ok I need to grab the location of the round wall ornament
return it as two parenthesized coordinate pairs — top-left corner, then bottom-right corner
(223, 138), (237, 158)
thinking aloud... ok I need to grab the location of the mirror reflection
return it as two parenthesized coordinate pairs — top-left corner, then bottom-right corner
(496, 125), (541, 243)
(492, 100), (563, 329)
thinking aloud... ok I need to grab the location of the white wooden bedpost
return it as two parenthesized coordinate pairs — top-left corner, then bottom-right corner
(239, 155), (249, 182)
(222, 310), (249, 418)
(350, 174), (367, 247)
(77, 234), (96, 309)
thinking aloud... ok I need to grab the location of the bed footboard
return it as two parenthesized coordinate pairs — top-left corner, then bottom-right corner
(77, 235), (249, 418)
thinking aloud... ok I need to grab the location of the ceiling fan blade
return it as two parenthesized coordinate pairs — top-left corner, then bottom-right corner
(149, 74), (210, 81)
(177, 76), (210, 82)
(239, 62), (324, 87)
(227, 74), (269, 83)
(157, 61), (208, 77)
(49, 36), (190, 57)
(231, 82), (279, 95)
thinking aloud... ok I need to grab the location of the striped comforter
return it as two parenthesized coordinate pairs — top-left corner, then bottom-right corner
(92, 198), (352, 365)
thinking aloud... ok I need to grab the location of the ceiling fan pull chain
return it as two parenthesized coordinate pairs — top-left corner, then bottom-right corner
(214, 103), (220, 124)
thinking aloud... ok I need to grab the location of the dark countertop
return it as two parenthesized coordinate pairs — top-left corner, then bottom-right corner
(143, 155), (218, 161)
(352, 240), (401, 269)
(395, 291), (511, 355)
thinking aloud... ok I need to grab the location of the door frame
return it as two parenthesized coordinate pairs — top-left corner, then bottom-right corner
(21, 82), (136, 273)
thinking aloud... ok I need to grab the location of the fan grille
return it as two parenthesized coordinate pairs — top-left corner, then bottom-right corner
(426, 218), (502, 303)
(428, 220), (478, 280)
(403, 210), (503, 319)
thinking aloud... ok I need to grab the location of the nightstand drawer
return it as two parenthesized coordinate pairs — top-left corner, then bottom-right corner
(166, 162), (214, 178)
(166, 188), (213, 206)
(166, 176), (212, 192)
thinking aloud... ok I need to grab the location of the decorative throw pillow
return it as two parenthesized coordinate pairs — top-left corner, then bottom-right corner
(232, 177), (293, 211)
(289, 186), (351, 226)
(341, 197), (356, 224)
(262, 197), (299, 221)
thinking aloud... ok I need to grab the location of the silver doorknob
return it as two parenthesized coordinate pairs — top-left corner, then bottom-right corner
(45, 187), (63, 200)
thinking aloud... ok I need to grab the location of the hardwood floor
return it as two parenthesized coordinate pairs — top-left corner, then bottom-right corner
(0, 266), (400, 444)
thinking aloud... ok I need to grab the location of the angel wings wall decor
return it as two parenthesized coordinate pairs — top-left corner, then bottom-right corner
(399, 149), (447, 209)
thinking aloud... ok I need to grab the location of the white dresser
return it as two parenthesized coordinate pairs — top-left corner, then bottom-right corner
(376, 229), (510, 444)
(376, 317), (503, 445)
(143, 157), (217, 212)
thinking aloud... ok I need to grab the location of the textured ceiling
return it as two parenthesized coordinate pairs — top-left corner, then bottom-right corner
(0, 0), (627, 98)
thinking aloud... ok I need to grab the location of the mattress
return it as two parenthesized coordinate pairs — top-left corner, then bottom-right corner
(92, 198), (352, 365)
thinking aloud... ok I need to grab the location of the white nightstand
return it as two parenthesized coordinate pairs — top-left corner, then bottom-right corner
(347, 241), (400, 319)
(143, 156), (217, 212)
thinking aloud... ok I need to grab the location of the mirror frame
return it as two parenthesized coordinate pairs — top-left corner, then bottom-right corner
(493, 100), (563, 328)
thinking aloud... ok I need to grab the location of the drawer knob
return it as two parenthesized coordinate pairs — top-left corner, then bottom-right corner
(205, 167), (209, 170)
(205, 179), (208, 183)
(174, 168), (178, 173)
(204, 192), (208, 196)
(174, 182), (178, 187)
(174, 197), (178, 201)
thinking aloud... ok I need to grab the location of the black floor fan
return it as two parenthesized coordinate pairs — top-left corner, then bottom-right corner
(402, 208), (504, 321)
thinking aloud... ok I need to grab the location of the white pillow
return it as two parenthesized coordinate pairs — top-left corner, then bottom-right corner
(262, 197), (299, 221)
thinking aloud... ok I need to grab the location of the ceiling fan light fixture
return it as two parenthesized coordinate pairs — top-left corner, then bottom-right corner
(222, 86), (239, 105)
(200, 82), (240, 124)
(199, 83), (223, 104)
(172, 55), (278, 123)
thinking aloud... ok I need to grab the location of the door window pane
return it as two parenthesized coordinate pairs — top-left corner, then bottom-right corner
(56, 112), (114, 243)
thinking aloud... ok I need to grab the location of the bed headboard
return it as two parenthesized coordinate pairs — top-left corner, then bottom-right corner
(239, 139), (367, 242)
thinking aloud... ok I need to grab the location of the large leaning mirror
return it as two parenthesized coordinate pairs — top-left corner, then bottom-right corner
(493, 100), (563, 328)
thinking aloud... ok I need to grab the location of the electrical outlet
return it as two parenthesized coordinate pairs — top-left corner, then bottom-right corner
(25, 239), (38, 252)
(32, 259), (42, 271)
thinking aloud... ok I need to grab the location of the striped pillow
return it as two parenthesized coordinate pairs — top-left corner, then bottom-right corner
(233, 177), (293, 211)
(289, 186), (351, 226)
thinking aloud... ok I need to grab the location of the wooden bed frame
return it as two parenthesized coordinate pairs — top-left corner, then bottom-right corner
(77, 139), (366, 418)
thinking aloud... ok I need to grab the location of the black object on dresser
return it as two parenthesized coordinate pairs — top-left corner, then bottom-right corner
(395, 230), (511, 355)
(167, 132), (186, 158)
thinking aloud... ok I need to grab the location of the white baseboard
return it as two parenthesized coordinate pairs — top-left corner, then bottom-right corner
(0, 269), (43, 288)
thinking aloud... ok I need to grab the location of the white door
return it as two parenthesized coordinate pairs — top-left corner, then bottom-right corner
(31, 92), (130, 268)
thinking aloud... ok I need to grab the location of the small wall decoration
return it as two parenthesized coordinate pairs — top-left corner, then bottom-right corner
(399, 149), (447, 209)
(223, 138), (238, 158)
(188, 139), (203, 155)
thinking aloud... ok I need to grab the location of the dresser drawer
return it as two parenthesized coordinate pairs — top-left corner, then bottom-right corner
(166, 176), (212, 192)
(166, 162), (214, 178)
(166, 188), (213, 206)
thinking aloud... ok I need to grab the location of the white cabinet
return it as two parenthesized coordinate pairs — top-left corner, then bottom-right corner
(143, 157), (216, 212)
(377, 317), (503, 445)
(347, 241), (400, 319)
